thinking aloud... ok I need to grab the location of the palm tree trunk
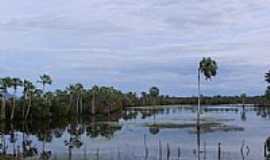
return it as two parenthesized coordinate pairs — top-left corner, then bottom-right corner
(25, 95), (32, 120)
(1, 95), (6, 120)
(91, 94), (96, 115)
(80, 96), (83, 114)
(23, 92), (27, 119)
(43, 84), (47, 103)
(10, 89), (17, 120)
(69, 94), (73, 109)
(76, 96), (79, 114)
(197, 69), (201, 160)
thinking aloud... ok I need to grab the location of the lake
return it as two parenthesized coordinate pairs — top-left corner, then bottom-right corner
(1, 105), (270, 160)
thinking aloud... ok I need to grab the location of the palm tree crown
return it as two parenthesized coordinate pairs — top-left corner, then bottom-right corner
(199, 57), (218, 80)
(38, 74), (52, 92)
(23, 80), (36, 98)
(11, 78), (23, 91)
(0, 77), (13, 92)
(149, 87), (159, 97)
(39, 74), (52, 85)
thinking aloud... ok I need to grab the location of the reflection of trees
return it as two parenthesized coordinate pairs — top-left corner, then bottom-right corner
(241, 111), (247, 121)
(122, 111), (138, 121)
(265, 137), (270, 159)
(256, 107), (270, 119)
(0, 122), (7, 155)
(149, 126), (160, 135)
(9, 124), (17, 156)
(86, 122), (122, 139)
(67, 123), (84, 148)
(0, 133), (7, 155)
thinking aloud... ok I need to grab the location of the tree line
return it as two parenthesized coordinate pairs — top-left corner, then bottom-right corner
(0, 75), (165, 121)
(1, 67), (270, 121)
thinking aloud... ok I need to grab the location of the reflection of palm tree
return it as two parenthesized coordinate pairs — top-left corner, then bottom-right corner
(0, 133), (7, 154)
(9, 124), (17, 156)
(149, 126), (160, 135)
(67, 124), (84, 148)
(53, 128), (65, 138)
(66, 123), (84, 160)
(265, 137), (270, 158)
(37, 129), (53, 156)
(241, 111), (247, 121)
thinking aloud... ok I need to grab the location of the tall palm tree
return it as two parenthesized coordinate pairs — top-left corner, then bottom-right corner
(10, 78), (23, 120)
(0, 77), (12, 120)
(91, 85), (99, 115)
(149, 86), (160, 124)
(38, 74), (52, 94)
(74, 83), (84, 114)
(197, 57), (218, 159)
(149, 87), (159, 105)
(68, 83), (84, 114)
(23, 80), (35, 120)
(67, 84), (76, 112)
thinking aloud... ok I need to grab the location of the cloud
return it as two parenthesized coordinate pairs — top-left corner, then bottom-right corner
(0, 0), (269, 96)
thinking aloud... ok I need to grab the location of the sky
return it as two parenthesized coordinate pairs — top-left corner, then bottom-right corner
(0, 0), (270, 96)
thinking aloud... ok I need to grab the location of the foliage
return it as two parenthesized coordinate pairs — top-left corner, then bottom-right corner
(0, 69), (270, 121)
(199, 57), (218, 80)
(265, 70), (270, 83)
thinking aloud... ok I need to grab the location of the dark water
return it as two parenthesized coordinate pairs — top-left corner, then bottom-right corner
(1, 105), (270, 160)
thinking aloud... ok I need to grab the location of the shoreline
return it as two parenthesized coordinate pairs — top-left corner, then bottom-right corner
(127, 103), (259, 109)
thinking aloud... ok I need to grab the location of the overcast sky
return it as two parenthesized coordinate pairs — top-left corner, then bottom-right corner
(0, 0), (270, 96)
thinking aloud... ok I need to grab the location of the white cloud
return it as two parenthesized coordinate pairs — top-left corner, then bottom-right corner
(0, 0), (270, 96)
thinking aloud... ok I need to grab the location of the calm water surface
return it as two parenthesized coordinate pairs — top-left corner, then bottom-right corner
(1, 105), (270, 160)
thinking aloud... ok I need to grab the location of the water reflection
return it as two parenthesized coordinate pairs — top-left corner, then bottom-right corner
(265, 137), (270, 159)
(0, 106), (269, 160)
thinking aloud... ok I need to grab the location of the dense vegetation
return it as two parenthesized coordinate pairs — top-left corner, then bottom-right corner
(0, 68), (270, 121)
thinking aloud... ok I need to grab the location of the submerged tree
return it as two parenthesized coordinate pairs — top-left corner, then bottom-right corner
(197, 57), (218, 159)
